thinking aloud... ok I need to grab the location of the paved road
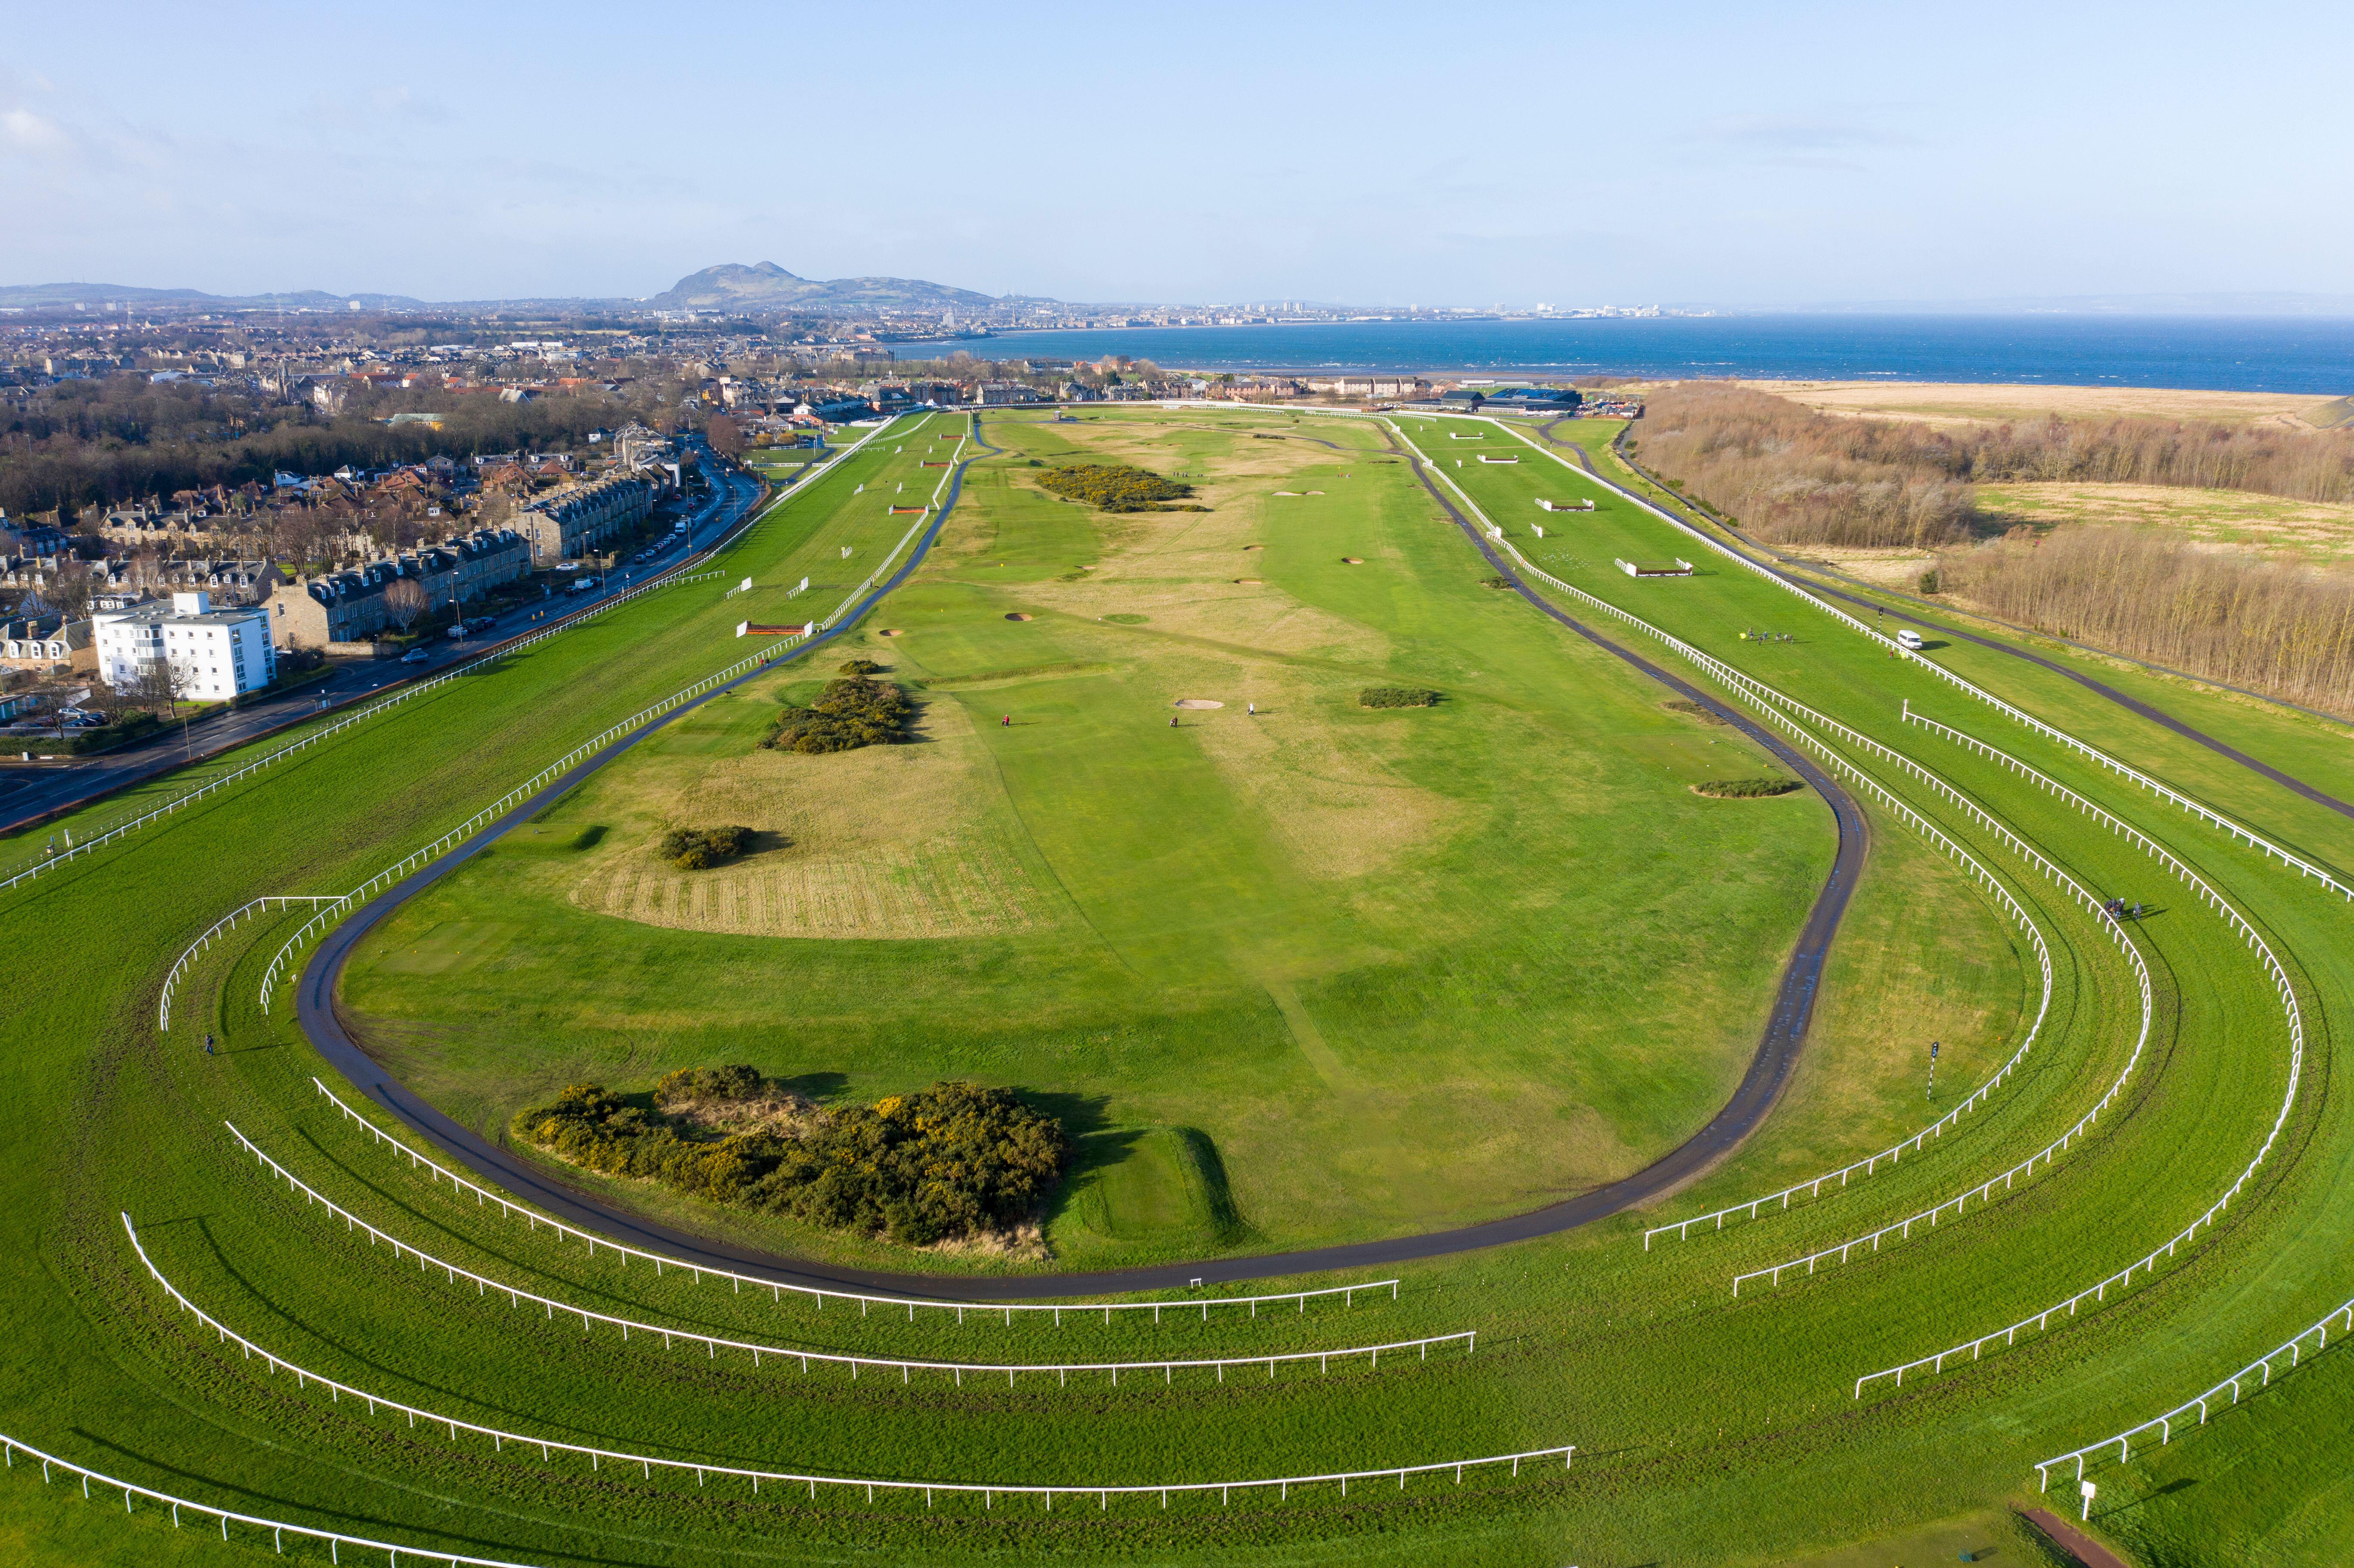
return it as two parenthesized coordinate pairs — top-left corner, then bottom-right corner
(287, 412), (1870, 1301)
(0, 455), (763, 837)
(1533, 418), (2354, 825)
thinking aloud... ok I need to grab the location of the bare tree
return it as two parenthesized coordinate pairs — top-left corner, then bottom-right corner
(383, 577), (429, 634)
(707, 415), (744, 459)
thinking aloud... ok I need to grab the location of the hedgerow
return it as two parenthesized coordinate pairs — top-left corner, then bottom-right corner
(762, 674), (913, 753)
(511, 1074), (1070, 1244)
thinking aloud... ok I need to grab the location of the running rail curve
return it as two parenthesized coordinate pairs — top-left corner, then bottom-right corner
(1850, 733), (2307, 1397)
(305, 1076), (1390, 1321)
(224, 1129), (1425, 1380)
(132, 1206), (1449, 1395)
(122, 1220), (1572, 1515)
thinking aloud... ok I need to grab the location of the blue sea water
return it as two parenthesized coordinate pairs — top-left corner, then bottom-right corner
(927, 316), (2354, 395)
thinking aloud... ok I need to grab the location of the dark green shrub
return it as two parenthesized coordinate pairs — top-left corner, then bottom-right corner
(1358, 687), (1442, 709)
(762, 675), (913, 753)
(1693, 778), (1804, 798)
(836, 658), (885, 675)
(511, 1074), (1070, 1244)
(1036, 463), (1195, 512)
(660, 824), (751, 868)
(1918, 567), (1942, 594)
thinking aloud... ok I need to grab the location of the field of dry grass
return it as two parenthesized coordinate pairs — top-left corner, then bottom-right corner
(1974, 480), (2354, 566)
(1746, 378), (2342, 430)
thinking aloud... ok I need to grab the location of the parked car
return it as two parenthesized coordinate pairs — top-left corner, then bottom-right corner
(401, 646), (431, 664)
(1896, 629), (1925, 651)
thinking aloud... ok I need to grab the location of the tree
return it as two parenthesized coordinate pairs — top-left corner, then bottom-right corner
(383, 576), (429, 634)
(707, 415), (744, 459)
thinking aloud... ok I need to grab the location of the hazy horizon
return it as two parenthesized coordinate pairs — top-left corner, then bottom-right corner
(6, 1), (2349, 311)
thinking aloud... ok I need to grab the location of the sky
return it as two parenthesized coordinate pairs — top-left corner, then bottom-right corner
(5, 0), (2351, 311)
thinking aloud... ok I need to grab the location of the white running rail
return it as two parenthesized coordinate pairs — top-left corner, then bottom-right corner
(249, 418), (958, 1018)
(0, 1431), (544, 1566)
(1473, 411), (2354, 903)
(1851, 744), (2307, 1396)
(228, 1127), (1409, 1367)
(307, 1076), (1389, 1321)
(158, 895), (344, 1031)
(121, 1214), (1530, 1513)
(2035, 1296), (2354, 1490)
(131, 1207), (1454, 1403)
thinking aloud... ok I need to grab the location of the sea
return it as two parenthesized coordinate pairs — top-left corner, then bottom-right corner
(903, 316), (2354, 395)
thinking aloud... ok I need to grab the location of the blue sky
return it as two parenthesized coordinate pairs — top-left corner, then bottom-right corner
(5, 1), (2348, 308)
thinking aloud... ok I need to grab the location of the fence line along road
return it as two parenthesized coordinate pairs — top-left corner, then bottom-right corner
(1387, 420), (2102, 1251)
(2036, 1296), (2354, 1490)
(224, 1132), (1421, 1379)
(1467, 409), (2354, 903)
(0, 411), (899, 903)
(308, 1076), (1390, 1321)
(0, 1431), (548, 1568)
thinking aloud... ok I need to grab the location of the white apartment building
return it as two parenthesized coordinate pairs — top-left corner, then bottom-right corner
(93, 591), (276, 701)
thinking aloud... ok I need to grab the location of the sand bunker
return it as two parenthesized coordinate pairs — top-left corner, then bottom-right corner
(880, 628), (904, 637)
(1004, 613), (1033, 622)
(1171, 699), (1225, 710)
(1233, 577), (1263, 585)
(1341, 557), (1364, 564)
(1243, 544), (1266, 551)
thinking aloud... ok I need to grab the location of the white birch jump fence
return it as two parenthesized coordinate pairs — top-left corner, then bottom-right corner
(0, 417), (900, 905)
(2035, 1296), (2354, 1490)
(224, 1131), (1415, 1378)
(0, 1431), (546, 1566)
(307, 1076), (1386, 1322)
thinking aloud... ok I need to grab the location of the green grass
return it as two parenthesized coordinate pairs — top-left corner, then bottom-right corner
(336, 409), (1850, 1267)
(0, 404), (2345, 1568)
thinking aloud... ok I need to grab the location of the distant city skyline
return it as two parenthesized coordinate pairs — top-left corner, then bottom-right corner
(5, 1), (2349, 312)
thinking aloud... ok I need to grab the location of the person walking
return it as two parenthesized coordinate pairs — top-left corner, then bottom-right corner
(203, 1033), (215, 1057)
(1247, 702), (1255, 715)
(1001, 714), (1012, 728)
(1169, 715), (1179, 728)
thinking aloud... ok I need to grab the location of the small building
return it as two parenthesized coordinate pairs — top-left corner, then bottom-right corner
(93, 591), (275, 700)
(0, 614), (95, 675)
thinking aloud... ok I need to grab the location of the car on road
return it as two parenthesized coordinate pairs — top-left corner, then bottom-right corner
(1896, 628), (1925, 651)
(400, 647), (431, 664)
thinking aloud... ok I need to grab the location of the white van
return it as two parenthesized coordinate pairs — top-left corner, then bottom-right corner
(1896, 629), (1925, 651)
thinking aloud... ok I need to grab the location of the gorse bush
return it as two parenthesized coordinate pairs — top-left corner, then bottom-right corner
(660, 825), (750, 869)
(836, 658), (886, 675)
(762, 675), (913, 753)
(511, 1074), (1071, 1244)
(1358, 687), (1442, 709)
(1036, 463), (1196, 512)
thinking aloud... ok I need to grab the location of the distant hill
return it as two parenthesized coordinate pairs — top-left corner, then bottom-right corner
(0, 280), (428, 311)
(644, 261), (1009, 314)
